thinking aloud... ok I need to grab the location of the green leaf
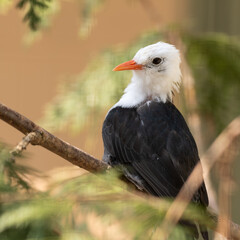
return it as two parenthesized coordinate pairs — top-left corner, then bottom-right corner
(16, 0), (57, 31)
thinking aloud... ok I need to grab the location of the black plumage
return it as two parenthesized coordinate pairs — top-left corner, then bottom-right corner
(102, 100), (209, 238)
(102, 100), (208, 205)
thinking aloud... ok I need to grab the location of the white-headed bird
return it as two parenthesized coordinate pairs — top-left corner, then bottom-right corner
(102, 42), (208, 239)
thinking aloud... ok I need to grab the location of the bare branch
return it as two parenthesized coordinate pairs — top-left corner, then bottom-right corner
(0, 102), (109, 173)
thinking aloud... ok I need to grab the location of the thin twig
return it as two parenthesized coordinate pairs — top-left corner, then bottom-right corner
(0, 102), (109, 173)
(216, 160), (232, 239)
(215, 139), (238, 239)
(11, 132), (39, 156)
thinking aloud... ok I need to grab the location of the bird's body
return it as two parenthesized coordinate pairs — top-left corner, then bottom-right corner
(102, 42), (208, 239)
(103, 100), (208, 204)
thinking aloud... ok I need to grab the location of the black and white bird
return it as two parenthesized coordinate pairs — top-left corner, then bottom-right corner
(102, 42), (208, 239)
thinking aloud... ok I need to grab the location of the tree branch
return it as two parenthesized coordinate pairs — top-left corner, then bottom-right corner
(0, 102), (109, 173)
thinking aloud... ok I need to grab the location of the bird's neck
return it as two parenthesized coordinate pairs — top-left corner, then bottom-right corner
(114, 72), (173, 108)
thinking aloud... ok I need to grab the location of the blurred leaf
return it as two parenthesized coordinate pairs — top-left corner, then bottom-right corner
(47, 170), (213, 240)
(0, 143), (34, 191)
(0, 198), (70, 232)
(16, 0), (59, 32)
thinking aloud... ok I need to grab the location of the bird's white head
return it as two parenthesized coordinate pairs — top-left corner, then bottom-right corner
(113, 42), (181, 108)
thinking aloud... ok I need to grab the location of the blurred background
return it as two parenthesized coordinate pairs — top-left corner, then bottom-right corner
(0, 0), (240, 239)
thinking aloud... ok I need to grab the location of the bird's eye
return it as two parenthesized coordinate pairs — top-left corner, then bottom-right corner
(152, 57), (162, 65)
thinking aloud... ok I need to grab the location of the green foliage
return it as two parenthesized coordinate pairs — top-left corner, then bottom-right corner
(0, 144), (59, 239)
(42, 31), (163, 132)
(185, 34), (240, 133)
(16, 0), (50, 31)
(0, 143), (33, 192)
(0, 144), (213, 240)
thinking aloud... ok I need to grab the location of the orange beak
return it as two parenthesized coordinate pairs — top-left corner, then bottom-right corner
(113, 60), (143, 71)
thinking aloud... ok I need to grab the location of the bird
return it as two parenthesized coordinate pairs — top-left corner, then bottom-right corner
(102, 42), (209, 239)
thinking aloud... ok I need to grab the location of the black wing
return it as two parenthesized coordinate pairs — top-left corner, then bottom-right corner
(102, 101), (208, 206)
